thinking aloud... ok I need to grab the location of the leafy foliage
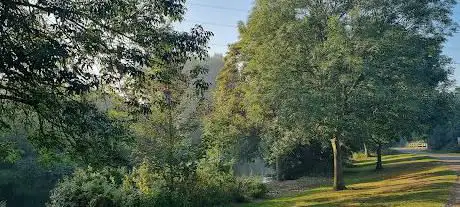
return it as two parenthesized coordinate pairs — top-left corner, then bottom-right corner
(427, 88), (460, 150)
(277, 142), (332, 180)
(0, 133), (72, 207)
(0, 0), (212, 164)
(48, 167), (138, 207)
(205, 0), (457, 189)
(2, 0), (459, 206)
(48, 164), (267, 207)
(203, 44), (261, 170)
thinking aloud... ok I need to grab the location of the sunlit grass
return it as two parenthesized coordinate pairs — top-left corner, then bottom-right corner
(241, 154), (456, 207)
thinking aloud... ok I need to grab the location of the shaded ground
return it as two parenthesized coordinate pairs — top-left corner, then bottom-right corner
(265, 177), (332, 198)
(395, 148), (460, 207)
(241, 153), (456, 207)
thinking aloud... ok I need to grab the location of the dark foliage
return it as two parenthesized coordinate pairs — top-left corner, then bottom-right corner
(0, 0), (212, 165)
(0, 134), (72, 207)
(277, 142), (332, 180)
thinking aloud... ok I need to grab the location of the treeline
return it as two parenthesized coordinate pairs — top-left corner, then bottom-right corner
(1, 0), (264, 206)
(0, 53), (226, 206)
(427, 88), (460, 150)
(0, 0), (458, 206)
(204, 0), (457, 191)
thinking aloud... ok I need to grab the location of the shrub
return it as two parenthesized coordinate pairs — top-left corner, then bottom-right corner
(191, 153), (268, 205)
(192, 174), (267, 204)
(235, 177), (268, 200)
(48, 164), (267, 207)
(47, 167), (143, 207)
(48, 157), (268, 207)
(352, 152), (369, 161)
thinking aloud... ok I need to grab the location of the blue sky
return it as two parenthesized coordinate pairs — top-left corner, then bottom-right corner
(176, 0), (253, 54)
(177, 0), (460, 84)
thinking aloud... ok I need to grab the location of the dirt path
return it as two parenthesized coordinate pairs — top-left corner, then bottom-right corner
(395, 148), (460, 207)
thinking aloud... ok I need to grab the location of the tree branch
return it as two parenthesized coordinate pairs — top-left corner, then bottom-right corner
(11, 0), (139, 45)
(0, 94), (34, 105)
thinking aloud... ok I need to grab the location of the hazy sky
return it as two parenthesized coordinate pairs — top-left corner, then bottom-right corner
(176, 0), (460, 84)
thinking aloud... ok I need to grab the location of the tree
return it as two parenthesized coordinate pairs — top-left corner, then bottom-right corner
(0, 0), (212, 164)
(228, 0), (456, 190)
(426, 88), (460, 150)
(236, 0), (367, 190)
(357, 83), (421, 170)
(352, 2), (455, 169)
(49, 50), (264, 207)
(203, 44), (261, 173)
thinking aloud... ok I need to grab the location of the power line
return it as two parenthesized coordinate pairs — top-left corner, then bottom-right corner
(183, 19), (237, 28)
(188, 3), (249, 12)
(209, 43), (229, 47)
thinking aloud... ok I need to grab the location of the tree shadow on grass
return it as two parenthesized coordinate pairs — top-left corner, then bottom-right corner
(345, 165), (435, 185)
(300, 182), (452, 207)
(353, 156), (435, 168)
(350, 170), (455, 191)
(353, 154), (419, 164)
(241, 154), (456, 207)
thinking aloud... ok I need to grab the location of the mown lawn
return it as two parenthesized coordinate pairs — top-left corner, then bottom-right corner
(241, 154), (456, 207)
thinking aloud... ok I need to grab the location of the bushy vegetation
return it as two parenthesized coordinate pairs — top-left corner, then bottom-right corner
(48, 165), (266, 207)
(277, 143), (332, 180)
(48, 167), (131, 207)
(204, 0), (457, 191)
(352, 152), (369, 161)
(1, 0), (459, 206)
(0, 132), (72, 206)
(427, 89), (460, 151)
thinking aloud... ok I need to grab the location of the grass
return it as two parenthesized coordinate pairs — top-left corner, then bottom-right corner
(427, 150), (460, 155)
(241, 154), (457, 207)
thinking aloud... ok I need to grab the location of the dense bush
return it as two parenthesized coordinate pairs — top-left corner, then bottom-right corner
(48, 164), (267, 207)
(352, 152), (369, 161)
(47, 167), (140, 207)
(236, 177), (268, 200)
(194, 170), (267, 205)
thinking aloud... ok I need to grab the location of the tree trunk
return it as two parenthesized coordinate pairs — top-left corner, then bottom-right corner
(331, 137), (346, 191)
(363, 143), (369, 157)
(376, 143), (383, 170)
(276, 156), (282, 181)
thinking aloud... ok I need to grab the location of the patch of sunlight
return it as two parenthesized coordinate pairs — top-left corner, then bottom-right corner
(242, 154), (456, 207)
(353, 154), (432, 167)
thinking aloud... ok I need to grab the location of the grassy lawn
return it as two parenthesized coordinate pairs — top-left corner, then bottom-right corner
(242, 154), (456, 207)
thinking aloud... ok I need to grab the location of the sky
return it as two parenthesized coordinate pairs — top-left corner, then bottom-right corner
(176, 0), (460, 84)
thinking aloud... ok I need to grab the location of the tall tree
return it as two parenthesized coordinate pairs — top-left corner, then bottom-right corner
(238, 0), (366, 190)
(352, 0), (455, 169)
(228, 0), (456, 190)
(0, 0), (212, 164)
(203, 43), (261, 172)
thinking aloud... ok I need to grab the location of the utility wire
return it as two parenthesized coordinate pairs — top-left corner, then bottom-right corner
(188, 3), (249, 12)
(209, 43), (229, 47)
(183, 19), (237, 28)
